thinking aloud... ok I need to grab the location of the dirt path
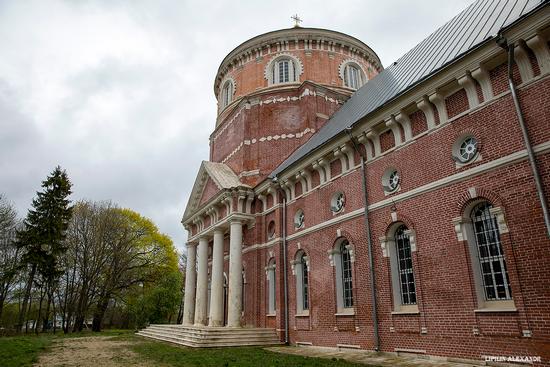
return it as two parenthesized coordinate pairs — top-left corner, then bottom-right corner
(34, 336), (156, 367)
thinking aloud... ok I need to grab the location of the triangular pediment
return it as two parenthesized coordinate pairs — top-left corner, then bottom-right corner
(182, 161), (249, 222)
(199, 177), (219, 207)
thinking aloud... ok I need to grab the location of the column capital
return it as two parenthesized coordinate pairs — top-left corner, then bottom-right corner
(230, 219), (243, 225)
(213, 227), (224, 235)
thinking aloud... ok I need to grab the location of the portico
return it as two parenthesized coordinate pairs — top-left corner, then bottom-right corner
(182, 217), (247, 328)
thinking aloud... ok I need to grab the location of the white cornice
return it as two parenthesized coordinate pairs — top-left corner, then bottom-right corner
(272, 12), (550, 182)
(214, 27), (383, 96)
(187, 212), (255, 243)
(213, 80), (351, 129)
(278, 139), (550, 243)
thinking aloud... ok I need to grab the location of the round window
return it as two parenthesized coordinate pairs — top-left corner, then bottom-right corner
(458, 136), (478, 163)
(387, 170), (400, 192)
(267, 220), (276, 239)
(331, 192), (345, 213)
(294, 210), (305, 229)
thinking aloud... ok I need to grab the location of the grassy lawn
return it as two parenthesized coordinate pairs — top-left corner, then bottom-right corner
(130, 340), (363, 367)
(0, 330), (364, 367)
(0, 334), (52, 367)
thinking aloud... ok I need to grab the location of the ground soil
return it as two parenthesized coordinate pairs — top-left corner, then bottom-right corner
(34, 336), (157, 367)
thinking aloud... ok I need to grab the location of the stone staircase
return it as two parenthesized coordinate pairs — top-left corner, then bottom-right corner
(137, 324), (282, 348)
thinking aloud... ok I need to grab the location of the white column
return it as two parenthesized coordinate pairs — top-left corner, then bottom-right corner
(227, 220), (243, 327)
(182, 243), (197, 325)
(209, 229), (225, 326)
(194, 236), (209, 326)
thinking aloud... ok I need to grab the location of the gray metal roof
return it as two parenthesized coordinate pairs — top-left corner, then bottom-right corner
(272, 0), (546, 177)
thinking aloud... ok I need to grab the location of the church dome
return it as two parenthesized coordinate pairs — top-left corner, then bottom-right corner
(213, 27), (383, 114)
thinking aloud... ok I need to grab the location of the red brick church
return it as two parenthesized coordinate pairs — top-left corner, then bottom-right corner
(141, 0), (550, 364)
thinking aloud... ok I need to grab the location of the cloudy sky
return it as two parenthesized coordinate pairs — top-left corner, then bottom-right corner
(0, 0), (474, 252)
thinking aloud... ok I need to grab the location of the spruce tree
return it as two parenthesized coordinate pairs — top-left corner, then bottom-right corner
(16, 166), (72, 332)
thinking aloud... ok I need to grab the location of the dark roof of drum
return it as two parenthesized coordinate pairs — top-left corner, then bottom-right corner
(272, 0), (546, 177)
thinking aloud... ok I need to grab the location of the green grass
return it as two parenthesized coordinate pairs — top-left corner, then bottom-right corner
(1, 330), (368, 367)
(0, 329), (133, 367)
(130, 339), (364, 367)
(0, 334), (52, 367)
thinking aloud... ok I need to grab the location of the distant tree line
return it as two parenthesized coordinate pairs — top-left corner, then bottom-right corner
(0, 167), (185, 334)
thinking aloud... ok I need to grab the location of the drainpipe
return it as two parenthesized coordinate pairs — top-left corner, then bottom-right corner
(345, 128), (380, 352)
(271, 176), (289, 345)
(497, 35), (550, 238)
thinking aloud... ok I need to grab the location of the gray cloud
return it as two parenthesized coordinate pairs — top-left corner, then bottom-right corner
(0, 0), (474, 251)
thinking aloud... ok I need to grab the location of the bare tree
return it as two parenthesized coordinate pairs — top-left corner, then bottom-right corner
(176, 250), (187, 324)
(0, 194), (20, 325)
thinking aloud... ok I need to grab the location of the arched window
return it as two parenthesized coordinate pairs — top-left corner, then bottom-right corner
(395, 225), (416, 305)
(344, 64), (361, 89)
(340, 242), (353, 308)
(453, 199), (515, 311)
(329, 239), (354, 313)
(272, 58), (297, 84)
(293, 251), (309, 314)
(380, 224), (418, 312)
(340, 61), (367, 90)
(220, 80), (233, 108)
(470, 202), (512, 301)
(266, 259), (276, 315)
(301, 254), (309, 311)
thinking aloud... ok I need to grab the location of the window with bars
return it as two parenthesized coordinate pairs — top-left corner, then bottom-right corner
(340, 241), (353, 308)
(470, 202), (512, 301)
(395, 225), (416, 305)
(301, 254), (309, 310)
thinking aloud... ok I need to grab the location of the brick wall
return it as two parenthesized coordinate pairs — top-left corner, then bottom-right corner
(445, 88), (469, 118)
(216, 46), (378, 104)
(189, 25), (550, 366)
(210, 83), (349, 186)
(238, 75), (550, 363)
(409, 110), (428, 137)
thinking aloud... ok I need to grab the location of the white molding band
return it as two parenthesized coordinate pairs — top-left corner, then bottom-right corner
(279, 139), (550, 243)
(222, 127), (316, 164)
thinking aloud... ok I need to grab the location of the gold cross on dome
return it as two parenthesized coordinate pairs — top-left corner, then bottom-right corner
(291, 14), (302, 27)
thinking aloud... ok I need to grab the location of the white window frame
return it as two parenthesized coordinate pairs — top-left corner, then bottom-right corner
(328, 239), (355, 315)
(345, 64), (361, 89)
(219, 78), (235, 110)
(453, 202), (515, 312)
(330, 191), (345, 213)
(380, 224), (419, 314)
(339, 60), (367, 90)
(452, 133), (482, 168)
(294, 209), (305, 229)
(382, 167), (401, 195)
(265, 54), (303, 86)
(265, 259), (276, 316)
(292, 251), (310, 316)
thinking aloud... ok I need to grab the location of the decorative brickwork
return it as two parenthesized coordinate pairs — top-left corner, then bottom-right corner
(182, 16), (550, 366)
